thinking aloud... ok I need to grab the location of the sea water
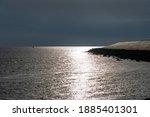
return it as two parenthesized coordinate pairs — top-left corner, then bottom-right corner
(0, 47), (150, 99)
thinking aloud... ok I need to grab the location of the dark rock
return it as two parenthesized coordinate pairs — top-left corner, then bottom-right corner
(144, 98), (150, 100)
(88, 48), (150, 62)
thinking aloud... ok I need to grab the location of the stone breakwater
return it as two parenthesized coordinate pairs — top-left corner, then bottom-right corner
(88, 48), (150, 62)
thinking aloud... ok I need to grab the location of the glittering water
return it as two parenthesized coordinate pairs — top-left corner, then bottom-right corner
(0, 47), (150, 100)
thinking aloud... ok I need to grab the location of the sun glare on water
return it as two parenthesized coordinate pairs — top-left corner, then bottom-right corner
(68, 47), (97, 99)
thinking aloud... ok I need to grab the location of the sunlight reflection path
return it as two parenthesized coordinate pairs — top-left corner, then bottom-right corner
(68, 47), (96, 99)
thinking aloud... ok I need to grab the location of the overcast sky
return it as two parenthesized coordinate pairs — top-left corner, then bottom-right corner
(0, 0), (150, 46)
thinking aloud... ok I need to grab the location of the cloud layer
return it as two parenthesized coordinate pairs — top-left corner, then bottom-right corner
(0, 0), (150, 46)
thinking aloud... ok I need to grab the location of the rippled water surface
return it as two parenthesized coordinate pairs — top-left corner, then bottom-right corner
(0, 47), (150, 99)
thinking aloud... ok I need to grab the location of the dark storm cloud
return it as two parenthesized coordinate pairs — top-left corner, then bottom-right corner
(0, 0), (150, 46)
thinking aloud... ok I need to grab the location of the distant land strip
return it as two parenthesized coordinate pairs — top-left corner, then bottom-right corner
(88, 41), (150, 62)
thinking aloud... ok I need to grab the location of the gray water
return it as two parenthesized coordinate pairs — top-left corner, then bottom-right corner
(0, 47), (150, 100)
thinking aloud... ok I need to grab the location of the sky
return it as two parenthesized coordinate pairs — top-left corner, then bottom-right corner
(0, 0), (150, 46)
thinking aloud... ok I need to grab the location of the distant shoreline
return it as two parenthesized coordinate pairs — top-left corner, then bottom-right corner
(88, 41), (150, 62)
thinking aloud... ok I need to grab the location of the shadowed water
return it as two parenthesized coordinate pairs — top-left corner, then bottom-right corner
(0, 47), (150, 99)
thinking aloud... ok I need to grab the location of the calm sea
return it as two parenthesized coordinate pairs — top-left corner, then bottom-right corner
(0, 47), (150, 100)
